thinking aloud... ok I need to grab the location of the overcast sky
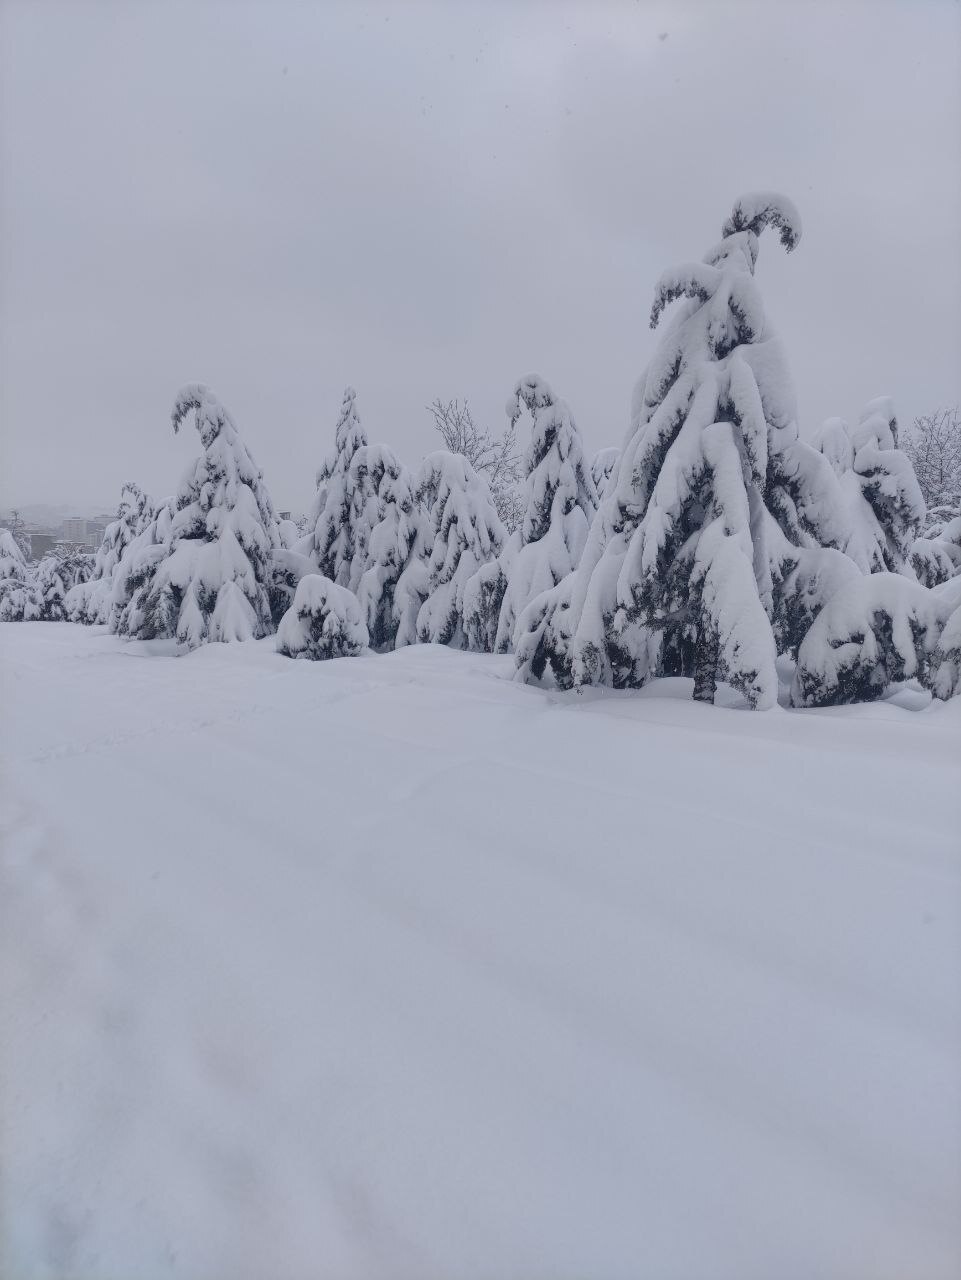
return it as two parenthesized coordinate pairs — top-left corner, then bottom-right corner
(1, 0), (959, 513)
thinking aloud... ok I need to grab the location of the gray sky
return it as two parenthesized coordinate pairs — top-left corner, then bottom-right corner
(2, 0), (959, 513)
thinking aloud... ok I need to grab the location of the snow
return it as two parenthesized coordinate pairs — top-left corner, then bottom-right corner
(276, 574), (369, 660)
(2, 621), (959, 1279)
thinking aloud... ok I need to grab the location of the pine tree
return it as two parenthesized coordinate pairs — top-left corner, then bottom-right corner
(110, 498), (176, 636)
(591, 448), (620, 501)
(415, 451), (503, 648)
(354, 447), (423, 651)
(516, 193), (852, 708)
(65, 482), (155, 624)
(465, 375), (596, 653)
(309, 387), (369, 588)
(276, 574), (369, 660)
(0, 528), (40, 621)
(910, 509), (961, 587)
(814, 400), (924, 574)
(36, 550), (86, 620)
(124, 386), (281, 648)
(792, 573), (961, 705)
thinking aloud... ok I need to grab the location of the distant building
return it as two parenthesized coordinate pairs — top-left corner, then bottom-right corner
(62, 517), (88, 544)
(60, 516), (109, 551)
(279, 511), (292, 521)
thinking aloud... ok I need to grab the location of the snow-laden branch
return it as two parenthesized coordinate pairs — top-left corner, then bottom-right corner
(721, 192), (802, 253)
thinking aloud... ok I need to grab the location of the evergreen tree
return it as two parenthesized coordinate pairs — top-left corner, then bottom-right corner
(124, 386), (281, 648)
(465, 374), (596, 653)
(910, 510), (961, 587)
(276, 574), (369, 660)
(792, 573), (961, 705)
(354, 447), (423, 651)
(36, 549), (91, 620)
(415, 451), (503, 648)
(110, 498), (176, 636)
(814, 400), (925, 574)
(391, 492), (434, 651)
(516, 193), (852, 708)
(0, 528), (40, 621)
(309, 387), (369, 588)
(65, 482), (154, 624)
(591, 448), (620, 502)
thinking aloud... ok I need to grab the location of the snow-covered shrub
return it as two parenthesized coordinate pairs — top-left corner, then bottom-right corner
(814, 401), (924, 574)
(35, 554), (69, 621)
(513, 571), (582, 689)
(64, 482), (155, 624)
(308, 387), (370, 589)
(792, 573), (961, 706)
(909, 512), (961, 588)
(119, 386), (281, 648)
(517, 192), (845, 707)
(415, 451), (503, 648)
(591, 447), (620, 501)
(929, 579), (961, 700)
(276, 574), (368, 660)
(32, 546), (93, 621)
(276, 518), (298, 549)
(465, 375), (596, 654)
(0, 528), (40, 621)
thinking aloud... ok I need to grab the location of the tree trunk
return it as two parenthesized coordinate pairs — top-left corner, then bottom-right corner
(693, 627), (719, 704)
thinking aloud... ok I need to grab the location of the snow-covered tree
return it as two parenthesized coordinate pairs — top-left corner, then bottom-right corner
(792, 573), (961, 706)
(767, 522), (862, 661)
(35, 547), (92, 620)
(910, 511), (961, 588)
(277, 518), (300, 549)
(517, 193), (850, 707)
(415, 451), (503, 648)
(276, 574), (369, 660)
(427, 397), (523, 532)
(391, 496), (434, 651)
(814, 400), (924, 574)
(465, 375), (596, 653)
(0, 527), (40, 621)
(110, 498), (176, 636)
(308, 387), (369, 588)
(121, 386), (281, 648)
(3, 511), (31, 560)
(901, 407), (961, 517)
(591, 448), (620, 502)
(930, 581), (961, 700)
(65, 482), (155, 624)
(354, 448), (424, 651)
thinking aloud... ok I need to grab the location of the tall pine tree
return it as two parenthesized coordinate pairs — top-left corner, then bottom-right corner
(125, 386), (281, 647)
(516, 193), (853, 707)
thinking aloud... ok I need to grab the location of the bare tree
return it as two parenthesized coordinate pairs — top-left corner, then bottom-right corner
(6, 510), (31, 559)
(902, 407), (961, 524)
(427, 398), (524, 532)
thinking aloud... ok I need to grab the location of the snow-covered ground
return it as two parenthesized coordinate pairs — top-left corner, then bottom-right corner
(2, 622), (960, 1280)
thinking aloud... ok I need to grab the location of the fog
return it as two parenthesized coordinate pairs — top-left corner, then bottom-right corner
(2, 0), (959, 512)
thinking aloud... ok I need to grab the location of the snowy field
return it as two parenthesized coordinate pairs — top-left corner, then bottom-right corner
(2, 622), (960, 1280)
